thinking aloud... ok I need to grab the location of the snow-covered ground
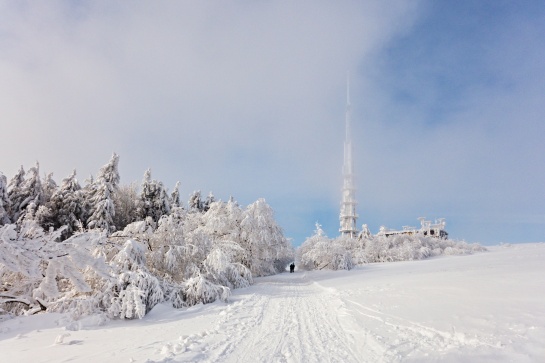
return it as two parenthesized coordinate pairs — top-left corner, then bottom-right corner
(1, 243), (544, 362)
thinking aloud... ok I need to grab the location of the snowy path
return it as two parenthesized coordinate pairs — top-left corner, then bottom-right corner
(165, 274), (364, 363)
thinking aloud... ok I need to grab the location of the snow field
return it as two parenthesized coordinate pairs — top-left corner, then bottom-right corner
(312, 243), (545, 361)
(1, 243), (544, 362)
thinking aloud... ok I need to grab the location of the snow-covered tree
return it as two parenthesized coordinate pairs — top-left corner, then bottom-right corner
(203, 192), (215, 212)
(137, 169), (171, 223)
(359, 224), (372, 239)
(142, 208), (191, 283)
(201, 199), (243, 242)
(87, 184), (116, 232)
(197, 200), (253, 286)
(14, 162), (43, 223)
(202, 241), (253, 289)
(87, 154), (120, 233)
(188, 190), (203, 212)
(7, 166), (25, 222)
(170, 181), (181, 209)
(239, 198), (292, 276)
(48, 170), (85, 239)
(41, 172), (57, 205)
(0, 172), (10, 225)
(113, 182), (139, 231)
(298, 223), (353, 270)
(80, 174), (95, 227)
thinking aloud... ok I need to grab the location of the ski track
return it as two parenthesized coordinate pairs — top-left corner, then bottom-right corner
(340, 298), (496, 361)
(145, 273), (499, 363)
(149, 274), (363, 363)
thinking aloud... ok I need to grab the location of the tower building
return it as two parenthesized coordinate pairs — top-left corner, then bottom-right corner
(339, 76), (358, 238)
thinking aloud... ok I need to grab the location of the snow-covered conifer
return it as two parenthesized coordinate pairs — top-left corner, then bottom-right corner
(87, 154), (120, 233)
(158, 186), (171, 216)
(139, 169), (152, 212)
(7, 165), (25, 222)
(170, 181), (181, 209)
(42, 172), (57, 205)
(188, 190), (203, 212)
(359, 224), (372, 239)
(80, 174), (95, 226)
(15, 162), (43, 223)
(137, 169), (171, 223)
(48, 170), (85, 239)
(203, 192), (215, 212)
(87, 184), (116, 233)
(0, 172), (10, 225)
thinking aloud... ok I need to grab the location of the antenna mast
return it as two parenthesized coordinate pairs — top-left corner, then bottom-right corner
(339, 73), (358, 238)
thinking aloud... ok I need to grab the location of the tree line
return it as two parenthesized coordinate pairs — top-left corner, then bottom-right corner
(0, 154), (293, 320)
(1, 153), (222, 238)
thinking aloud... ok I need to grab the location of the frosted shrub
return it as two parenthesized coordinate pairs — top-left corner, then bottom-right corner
(361, 234), (486, 263)
(103, 240), (164, 319)
(203, 243), (253, 289)
(182, 273), (230, 306)
(332, 247), (354, 270)
(298, 224), (354, 270)
(299, 230), (486, 270)
(0, 223), (111, 317)
(298, 224), (329, 270)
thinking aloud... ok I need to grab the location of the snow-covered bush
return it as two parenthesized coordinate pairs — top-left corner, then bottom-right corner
(363, 234), (486, 263)
(298, 228), (486, 270)
(298, 224), (354, 270)
(202, 242), (253, 289)
(0, 222), (111, 318)
(103, 240), (164, 319)
(181, 273), (230, 306)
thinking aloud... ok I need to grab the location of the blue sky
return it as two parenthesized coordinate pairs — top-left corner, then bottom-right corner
(1, 1), (543, 245)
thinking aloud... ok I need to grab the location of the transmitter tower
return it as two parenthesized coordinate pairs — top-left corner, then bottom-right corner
(339, 76), (358, 238)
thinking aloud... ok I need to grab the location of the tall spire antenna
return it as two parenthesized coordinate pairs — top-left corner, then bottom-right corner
(340, 74), (358, 238)
(347, 71), (350, 105)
